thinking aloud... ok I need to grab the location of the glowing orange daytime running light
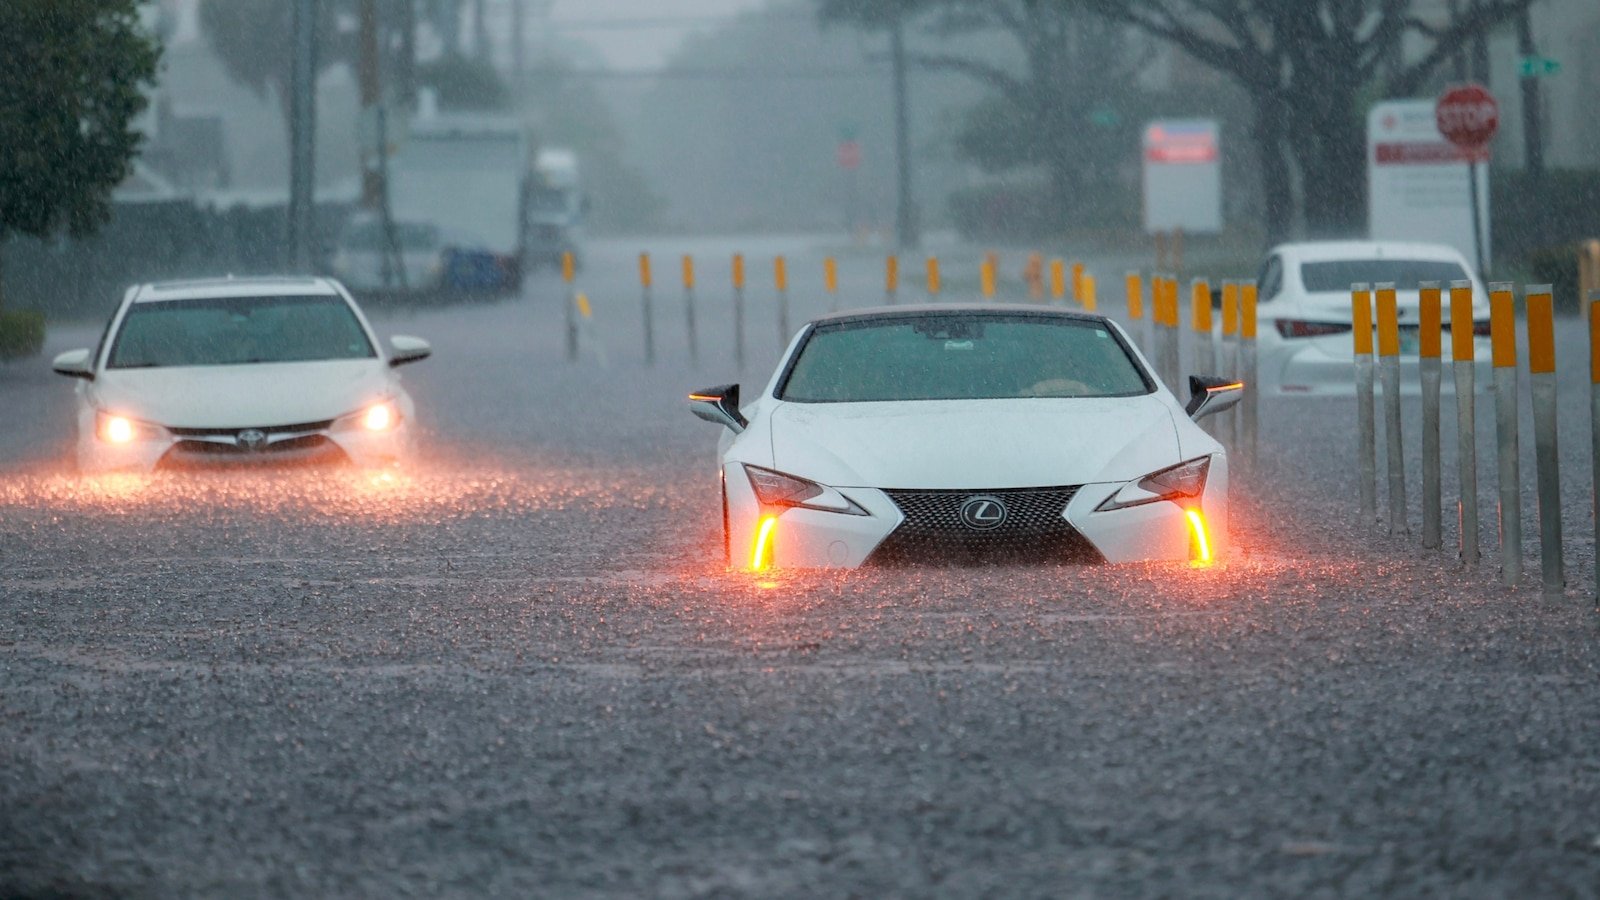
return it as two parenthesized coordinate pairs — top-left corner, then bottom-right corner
(750, 515), (778, 572)
(689, 393), (720, 402)
(1185, 508), (1213, 565)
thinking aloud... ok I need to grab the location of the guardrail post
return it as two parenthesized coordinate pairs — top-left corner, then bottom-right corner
(1590, 291), (1600, 607)
(562, 251), (577, 363)
(1241, 280), (1259, 464)
(732, 253), (746, 369)
(1419, 282), (1444, 549)
(639, 252), (655, 366)
(775, 255), (790, 347)
(886, 254), (899, 305)
(1490, 282), (1521, 584)
(682, 254), (698, 365)
(824, 256), (839, 313)
(1451, 279), (1480, 566)
(1352, 283), (1377, 529)
(1526, 284), (1563, 599)
(1377, 283), (1407, 535)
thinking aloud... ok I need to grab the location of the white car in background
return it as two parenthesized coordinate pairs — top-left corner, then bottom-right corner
(51, 277), (431, 473)
(689, 306), (1241, 571)
(1253, 241), (1492, 394)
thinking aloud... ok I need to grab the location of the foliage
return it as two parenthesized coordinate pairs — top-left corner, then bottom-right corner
(418, 54), (509, 110)
(0, 310), (46, 360)
(0, 0), (161, 244)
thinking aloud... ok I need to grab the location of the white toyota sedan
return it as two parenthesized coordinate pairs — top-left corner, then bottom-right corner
(52, 277), (430, 473)
(1253, 240), (1491, 394)
(690, 306), (1240, 570)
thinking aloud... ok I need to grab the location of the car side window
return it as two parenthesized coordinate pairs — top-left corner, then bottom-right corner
(1257, 255), (1284, 301)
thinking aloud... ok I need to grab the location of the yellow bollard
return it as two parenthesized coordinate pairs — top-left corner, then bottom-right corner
(926, 256), (940, 300)
(1525, 284), (1563, 599)
(682, 254), (698, 364)
(1071, 262), (1085, 305)
(824, 256), (838, 312)
(1125, 272), (1144, 323)
(1051, 260), (1067, 304)
(1082, 274), (1097, 313)
(1353, 283), (1376, 528)
(885, 254), (899, 304)
(1419, 282), (1444, 549)
(1026, 252), (1044, 301)
(1377, 283), (1406, 535)
(639, 252), (655, 365)
(1450, 280), (1480, 565)
(980, 257), (997, 300)
(732, 253), (746, 368)
(1490, 283), (1522, 585)
(1191, 278), (1214, 376)
(1240, 280), (1259, 460)
(775, 255), (790, 347)
(562, 251), (578, 362)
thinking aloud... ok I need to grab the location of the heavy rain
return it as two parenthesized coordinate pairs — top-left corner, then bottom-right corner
(2, 1), (1599, 896)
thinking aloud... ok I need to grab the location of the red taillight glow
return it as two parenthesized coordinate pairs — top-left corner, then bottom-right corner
(1274, 320), (1353, 339)
(1186, 508), (1213, 565)
(749, 516), (778, 572)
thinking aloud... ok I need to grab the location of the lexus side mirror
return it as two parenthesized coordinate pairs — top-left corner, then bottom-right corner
(689, 384), (747, 434)
(389, 335), (432, 367)
(1185, 375), (1243, 420)
(52, 348), (94, 380)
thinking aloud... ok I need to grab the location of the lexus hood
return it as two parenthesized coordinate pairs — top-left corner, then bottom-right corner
(91, 360), (391, 429)
(767, 396), (1183, 490)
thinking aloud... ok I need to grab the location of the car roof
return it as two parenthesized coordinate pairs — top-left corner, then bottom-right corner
(1270, 241), (1468, 264)
(133, 276), (344, 303)
(808, 303), (1109, 327)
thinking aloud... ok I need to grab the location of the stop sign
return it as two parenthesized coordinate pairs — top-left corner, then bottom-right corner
(1435, 84), (1499, 157)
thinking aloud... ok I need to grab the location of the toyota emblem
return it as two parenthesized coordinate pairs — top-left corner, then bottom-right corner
(958, 495), (1008, 530)
(237, 429), (267, 451)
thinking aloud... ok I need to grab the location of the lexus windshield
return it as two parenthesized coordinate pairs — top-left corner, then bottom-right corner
(107, 295), (376, 369)
(1300, 259), (1468, 292)
(779, 314), (1151, 403)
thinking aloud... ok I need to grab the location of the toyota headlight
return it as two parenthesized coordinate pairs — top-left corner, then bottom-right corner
(335, 400), (401, 433)
(744, 465), (867, 515)
(95, 412), (166, 444)
(1097, 457), (1210, 511)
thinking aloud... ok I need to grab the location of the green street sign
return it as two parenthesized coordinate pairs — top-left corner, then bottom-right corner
(1518, 55), (1561, 78)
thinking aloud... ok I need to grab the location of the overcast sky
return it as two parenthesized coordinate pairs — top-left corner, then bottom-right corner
(547, 0), (769, 68)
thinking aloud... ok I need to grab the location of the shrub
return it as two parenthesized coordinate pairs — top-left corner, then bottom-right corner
(0, 309), (46, 361)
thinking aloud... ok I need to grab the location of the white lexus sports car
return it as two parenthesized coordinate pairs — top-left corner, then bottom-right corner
(52, 276), (431, 473)
(690, 306), (1241, 570)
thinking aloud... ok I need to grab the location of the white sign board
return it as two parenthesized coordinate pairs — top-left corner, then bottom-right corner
(1368, 100), (1490, 269)
(1142, 120), (1222, 234)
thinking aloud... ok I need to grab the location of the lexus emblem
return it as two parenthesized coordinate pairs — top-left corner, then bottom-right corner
(237, 429), (267, 451)
(958, 495), (1008, 531)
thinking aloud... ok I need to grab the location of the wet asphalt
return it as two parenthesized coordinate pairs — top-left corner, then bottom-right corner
(2, 237), (1598, 898)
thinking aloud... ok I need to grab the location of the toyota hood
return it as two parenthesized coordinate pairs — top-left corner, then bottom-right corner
(91, 360), (392, 429)
(767, 396), (1182, 489)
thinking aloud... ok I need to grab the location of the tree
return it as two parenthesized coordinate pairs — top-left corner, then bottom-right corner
(0, 0), (160, 310)
(1092, 0), (1538, 239)
(822, 0), (1153, 233)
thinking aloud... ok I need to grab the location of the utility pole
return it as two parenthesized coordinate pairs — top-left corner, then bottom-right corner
(511, 0), (526, 79)
(288, 0), (318, 273)
(890, 14), (918, 250)
(1515, 5), (1545, 177)
(359, 0), (382, 211)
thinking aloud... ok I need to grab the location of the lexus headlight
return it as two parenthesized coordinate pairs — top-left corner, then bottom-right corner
(95, 412), (165, 444)
(744, 465), (867, 515)
(1098, 457), (1210, 511)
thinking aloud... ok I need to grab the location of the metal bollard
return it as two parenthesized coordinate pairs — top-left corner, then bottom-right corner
(1072, 262), (1086, 305)
(1590, 291), (1600, 607)
(1052, 260), (1068, 305)
(1352, 283), (1377, 530)
(1162, 276), (1181, 393)
(1240, 281), (1259, 465)
(981, 256), (997, 301)
(732, 253), (746, 369)
(562, 251), (577, 363)
(1221, 280), (1239, 447)
(1083, 274), (1097, 313)
(1191, 277), (1215, 378)
(925, 256), (940, 302)
(1376, 283), (1407, 535)
(639, 252), (655, 366)
(775, 255), (790, 347)
(885, 254), (899, 306)
(824, 256), (839, 313)
(682, 254), (698, 365)
(1125, 272), (1145, 350)
(1525, 285), (1563, 599)
(1489, 282), (1521, 584)
(1451, 280), (1480, 565)
(1418, 282), (1444, 549)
